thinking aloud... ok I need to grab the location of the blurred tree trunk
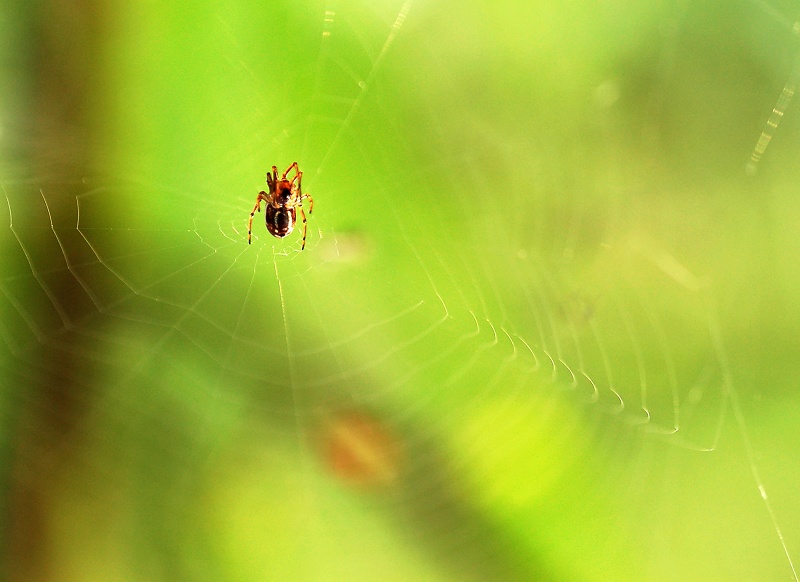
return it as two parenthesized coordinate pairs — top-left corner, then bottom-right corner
(5, 2), (104, 580)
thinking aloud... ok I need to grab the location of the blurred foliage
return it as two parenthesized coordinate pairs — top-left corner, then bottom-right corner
(2, 0), (800, 581)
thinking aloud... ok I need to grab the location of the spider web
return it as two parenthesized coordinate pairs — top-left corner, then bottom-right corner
(2, 0), (800, 580)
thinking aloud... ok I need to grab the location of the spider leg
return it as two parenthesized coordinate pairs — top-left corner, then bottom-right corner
(294, 170), (313, 213)
(302, 191), (314, 214)
(283, 161), (300, 183)
(298, 206), (308, 250)
(271, 166), (279, 190)
(248, 191), (268, 244)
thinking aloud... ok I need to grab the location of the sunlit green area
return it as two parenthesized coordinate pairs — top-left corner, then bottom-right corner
(2, 1), (800, 580)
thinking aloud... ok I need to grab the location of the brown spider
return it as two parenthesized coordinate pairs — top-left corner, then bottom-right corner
(248, 162), (314, 249)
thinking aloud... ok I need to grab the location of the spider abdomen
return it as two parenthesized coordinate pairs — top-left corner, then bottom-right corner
(265, 205), (296, 238)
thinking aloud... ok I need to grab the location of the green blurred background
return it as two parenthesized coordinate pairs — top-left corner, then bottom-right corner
(2, 0), (800, 580)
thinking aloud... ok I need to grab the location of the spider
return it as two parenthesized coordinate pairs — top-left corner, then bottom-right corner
(248, 162), (314, 249)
